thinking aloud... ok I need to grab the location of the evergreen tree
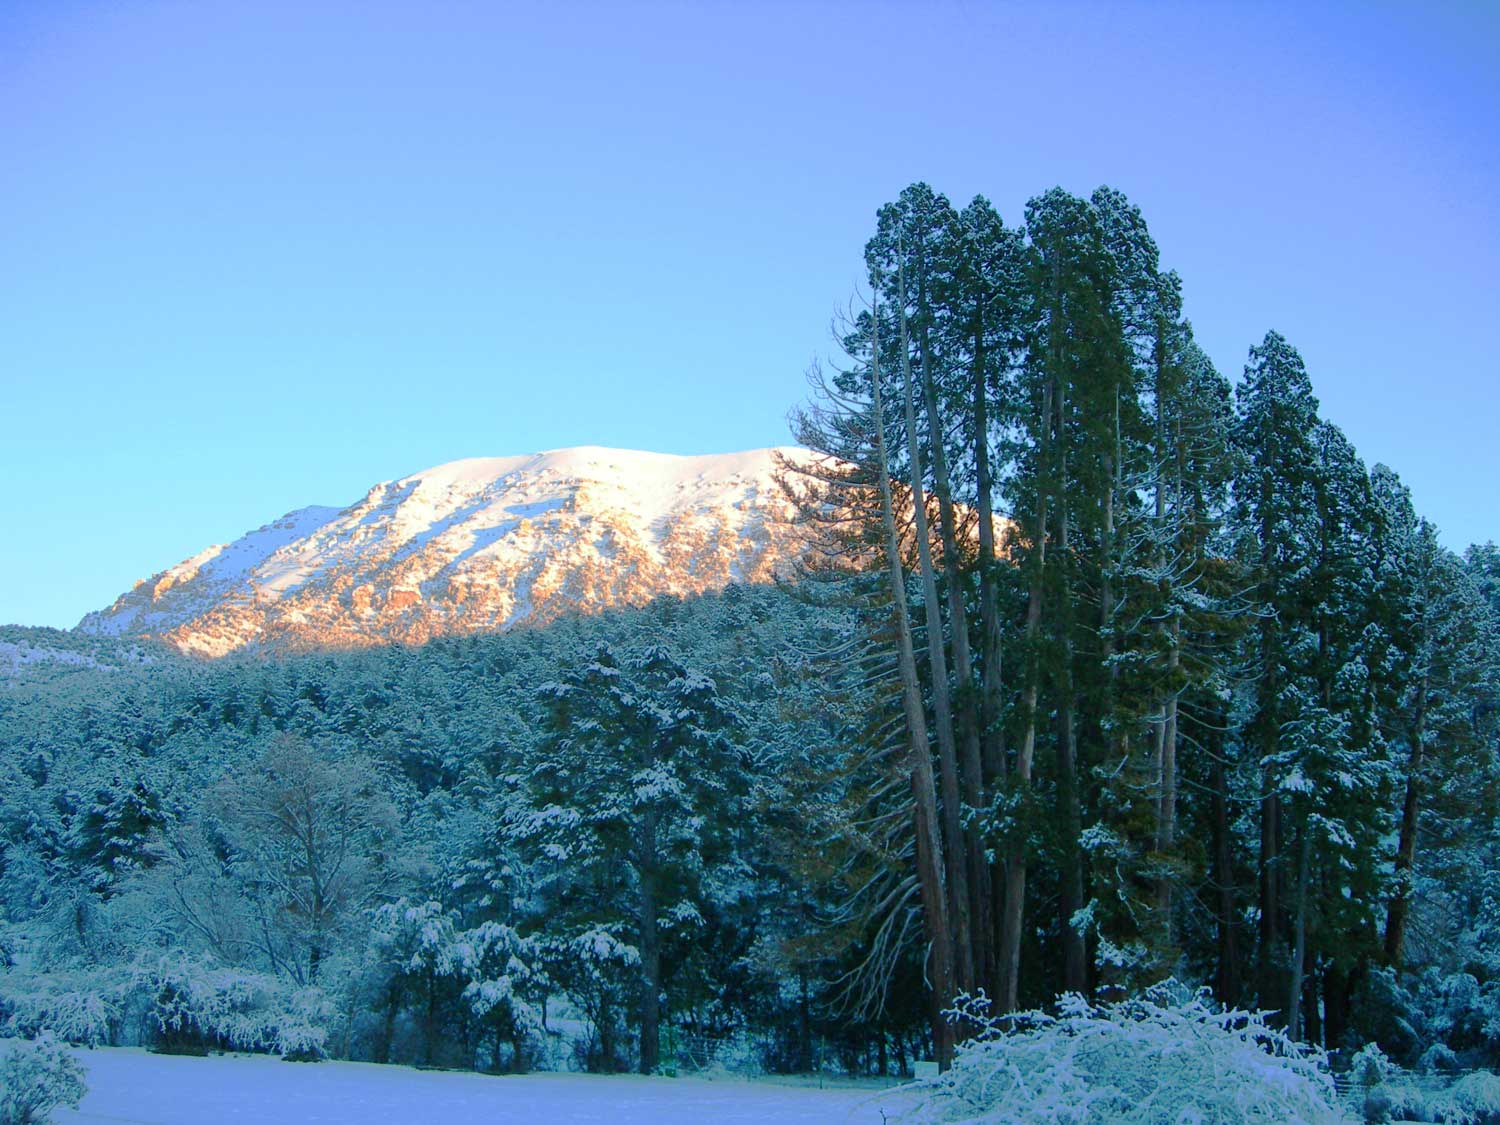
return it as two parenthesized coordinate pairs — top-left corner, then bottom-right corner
(520, 643), (747, 1073)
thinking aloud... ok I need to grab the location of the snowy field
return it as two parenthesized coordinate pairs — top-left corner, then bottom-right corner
(53, 1048), (909, 1124)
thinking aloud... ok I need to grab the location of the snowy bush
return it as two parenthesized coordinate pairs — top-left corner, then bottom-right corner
(272, 986), (334, 1061)
(365, 901), (548, 1071)
(888, 986), (1353, 1124)
(0, 968), (121, 1047)
(1449, 1072), (1500, 1124)
(138, 954), (328, 1059)
(1359, 1066), (1500, 1125)
(542, 929), (639, 1073)
(457, 921), (546, 1071)
(1351, 967), (1500, 1070)
(0, 1034), (88, 1125)
(1350, 1041), (1395, 1088)
(1421, 1043), (1463, 1074)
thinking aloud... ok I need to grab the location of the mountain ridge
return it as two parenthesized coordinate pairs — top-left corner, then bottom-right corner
(77, 446), (813, 657)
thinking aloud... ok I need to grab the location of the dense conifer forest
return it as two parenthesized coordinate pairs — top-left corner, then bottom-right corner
(2, 183), (1497, 1092)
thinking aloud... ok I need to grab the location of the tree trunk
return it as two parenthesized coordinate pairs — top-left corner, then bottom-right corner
(869, 306), (957, 1068)
(638, 840), (661, 1073)
(376, 985), (399, 1065)
(599, 996), (615, 1072)
(1211, 751), (1241, 1006)
(424, 972), (438, 1067)
(1324, 957), (1364, 1050)
(1052, 381), (1087, 997)
(1054, 657), (1088, 995)
(1256, 473), (1285, 1014)
(1259, 784), (1283, 1013)
(894, 280), (974, 996)
(797, 971), (811, 1072)
(1150, 331), (1182, 947)
(972, 329), (1008, 1000)
(1287, 817), (1312, 1040)
(1384, 683), (1427, 967)
(999, 377), (1051, 1014)
(1157, 634), (1180, 922)
(916, 313), (992, 999)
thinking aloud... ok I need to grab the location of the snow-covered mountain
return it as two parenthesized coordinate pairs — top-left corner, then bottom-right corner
(77, 447), (813, 657)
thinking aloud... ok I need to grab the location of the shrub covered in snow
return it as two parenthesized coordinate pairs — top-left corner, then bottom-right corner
(1448, 1072), (1500, 1124)
(366, 900), (547, 1071)
(1361, 1075), (1500, 1125)
(542, 929), (639, 1073)
(889, 986), (1353, 1125)
(0, 951), (331, 1059)
(1351, 1047), (1500, 1125)
(0, 1034), (88, 1125)
(1351, 966), (1500, 1070)
(0, 966), (123, 1046)
(139, 953), (329, 1059)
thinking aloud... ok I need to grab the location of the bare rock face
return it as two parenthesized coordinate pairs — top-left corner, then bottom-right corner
(77, 446), (812, 657)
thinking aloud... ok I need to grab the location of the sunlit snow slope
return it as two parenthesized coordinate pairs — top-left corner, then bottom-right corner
(77, 447), (812, 657)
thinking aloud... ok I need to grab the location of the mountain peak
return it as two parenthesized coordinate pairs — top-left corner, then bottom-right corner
(77, 446), (810, 657)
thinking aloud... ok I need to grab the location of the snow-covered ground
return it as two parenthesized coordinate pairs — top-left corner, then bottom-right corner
(54, 1048), (907, 1124)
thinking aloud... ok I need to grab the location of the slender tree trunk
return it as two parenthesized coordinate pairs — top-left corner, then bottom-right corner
(1287, 818), (1312, 1040)
(1150, 331), (1185, 951)
(377, 986), (399, 1065)
(1099, 396), (1121, 975)
(1324, 958), (1361, 1050)
(1211, 749), (1241, 1006)
(1055, 683), (1088, 994)
(1259, 784), (1282, 1011)
(638, 829), (661, 1073)
(1384, 683), (1428, 967)
(869, 306), (957, 1068)
(894, 277), (974, 995)
(599, 997), (615, 1072)
(973, 328), (1007, 1002)
(424, 972), (438, 1067)
(797, 971), (811, 1072)
(1052, 381), (1087, 996)
(1157, 637), (1180, 914)
(916, 312), (992, 1003)
(999, 374), (1051, 1013)
(1257, 505), (1285, 1011)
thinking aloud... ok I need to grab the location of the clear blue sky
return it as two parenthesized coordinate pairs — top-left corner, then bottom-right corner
(2, 1), (1496, 628)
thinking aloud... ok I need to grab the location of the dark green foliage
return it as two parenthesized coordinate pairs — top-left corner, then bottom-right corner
(794, 179), (1498, 1069)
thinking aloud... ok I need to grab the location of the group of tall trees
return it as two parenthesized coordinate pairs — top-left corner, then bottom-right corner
(791, 182), (1500, 1067)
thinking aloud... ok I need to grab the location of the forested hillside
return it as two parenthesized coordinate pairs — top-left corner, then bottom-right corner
(1, 587), (896, 1074)
(1, 182), (1497, 1094)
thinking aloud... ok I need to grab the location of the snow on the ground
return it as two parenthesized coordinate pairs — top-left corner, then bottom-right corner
(53, 1048), (904, 1124)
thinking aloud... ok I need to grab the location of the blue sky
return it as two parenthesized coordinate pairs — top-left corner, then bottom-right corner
(2, 1), (1496, 628)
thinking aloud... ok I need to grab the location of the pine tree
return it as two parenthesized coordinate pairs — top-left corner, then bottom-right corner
(521, 643), (747, 1073)
(1233, 331), (1324, 1019)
